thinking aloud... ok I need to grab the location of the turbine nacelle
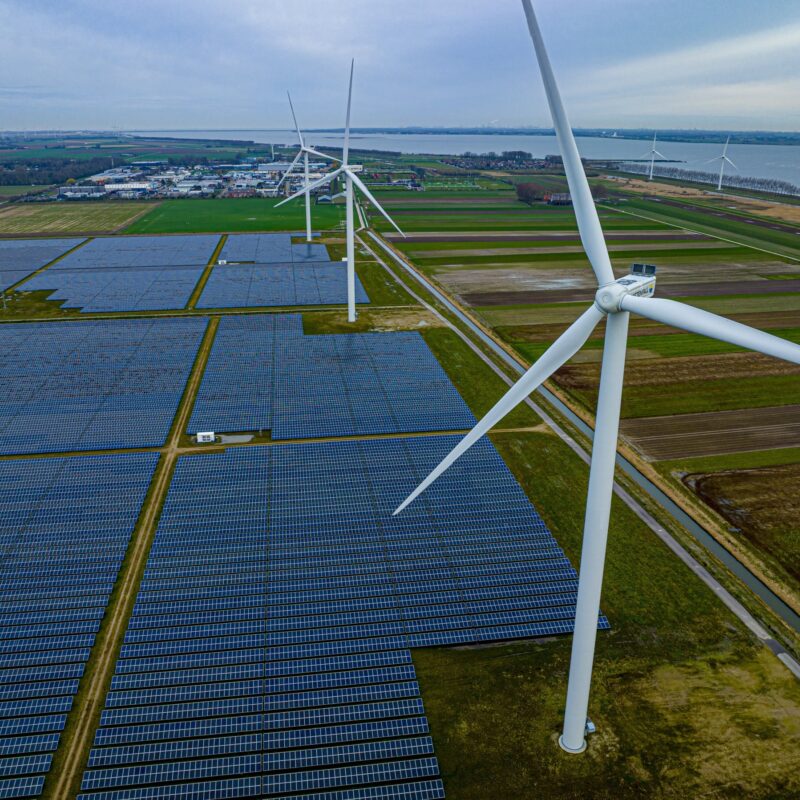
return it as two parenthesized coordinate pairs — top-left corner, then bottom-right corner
(595, 268), (657, 314)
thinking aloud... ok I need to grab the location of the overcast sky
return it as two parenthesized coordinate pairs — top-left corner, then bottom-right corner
(2, 0), (799, 132)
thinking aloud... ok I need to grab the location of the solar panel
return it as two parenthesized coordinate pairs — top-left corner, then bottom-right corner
(79, 432), (608, 798)
(0, 453), (158, 795)
(0, 238), (84, 292)
(18, 235), (219, 312)
(0, 318), (207, 455)
(187, 314), (475, 438)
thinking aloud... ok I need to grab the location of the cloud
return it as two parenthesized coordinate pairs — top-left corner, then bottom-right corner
(563, 21), (800, 128)
(0, 0), (796, 130)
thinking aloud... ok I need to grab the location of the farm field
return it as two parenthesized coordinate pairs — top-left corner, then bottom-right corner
(0, 201), (153, 234)
(375, 166), (800, 618)
(0, 184), (52, 197)
(124, 197), (346, 234)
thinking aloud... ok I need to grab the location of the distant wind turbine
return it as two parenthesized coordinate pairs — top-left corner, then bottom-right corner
(277, 61), (405, 322)
(644, 133), (665, 181)
(706, 136), (737, 191)
(393, 0), (800, 757)
(276, 92), (339, 242)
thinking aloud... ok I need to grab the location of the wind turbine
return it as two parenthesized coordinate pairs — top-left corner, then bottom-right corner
(707, 136), (737, 191)
(394, 0), (800, 756)
(644, 133), (665, 181)
(277, 61), (405, 322)
(276, 92), (339, 242)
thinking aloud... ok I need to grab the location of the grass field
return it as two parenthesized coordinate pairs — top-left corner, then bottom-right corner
(411, 426), (800, 798)
(0, 185), (52, 197)
(125, 198), (345, 234)
(0, 202), (153, 234)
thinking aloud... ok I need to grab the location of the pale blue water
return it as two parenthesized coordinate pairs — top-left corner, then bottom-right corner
(132, 129), (800, 187)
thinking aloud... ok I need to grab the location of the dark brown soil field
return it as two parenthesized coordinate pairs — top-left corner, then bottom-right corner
(560, 352), (800, 391)
(687, 464), (800, 583)
(621, 405), (800, 460)
(463, 279), (800, 307)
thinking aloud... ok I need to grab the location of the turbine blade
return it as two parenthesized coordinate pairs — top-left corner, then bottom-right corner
(304, 147), (340, 162)
(725, 157), (738, 170)
(653, 149), (665, 159)
(394, 304), (604, 514)
(287, 91), (304, 148)
(620, 295), (800, 364)
(343, 59), (354, 166)
(275, 150), (303, 191)
(348, 171), (405, 236)
(275, 167), (342, 207)
(521, 0), (614, 287)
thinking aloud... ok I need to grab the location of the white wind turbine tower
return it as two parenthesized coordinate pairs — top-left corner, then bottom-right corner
(276, 92), (339, 242)
(277, 60), (405, 322)
(394, 0), (800, 756)
(645, 133), (665, 181)
(707, 136), (737, 191)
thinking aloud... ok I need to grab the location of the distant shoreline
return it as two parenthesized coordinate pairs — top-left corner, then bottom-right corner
(119, 128), (800, 147)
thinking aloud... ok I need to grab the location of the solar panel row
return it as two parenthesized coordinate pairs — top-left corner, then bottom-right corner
(196, 263), (369, 310)
(219, 234), (329, 265)
(18, 235), (219, 313)
(0, 318), (207, 455)
(0, 238), (84, 293)
(80, 442), (447, 799)
(80, 435), (604, 798)
(198, 233), (370, 309)
(187, 314), (476, 439)
(24, 268), (206, 314)
(0, 453), (159, 800)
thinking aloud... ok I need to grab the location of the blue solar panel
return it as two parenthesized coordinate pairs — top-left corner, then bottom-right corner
(24, 268), (205, 313)
(218, 234), (330, 265)
(197, 233), (367, 309)
(0, 318), (206, 454)
(17, 235), (219, 312)
(196, 262), (370, 309)
(0, 238), (84, 292)
(0, 453), (157, 795)
(79, 431), (609, 798)
(186, 314), (475, 438)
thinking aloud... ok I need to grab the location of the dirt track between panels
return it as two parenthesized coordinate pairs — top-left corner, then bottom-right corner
(621, 404), (800, 460)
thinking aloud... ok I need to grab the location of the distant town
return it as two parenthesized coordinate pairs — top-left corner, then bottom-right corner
(57, 157), (424, 201)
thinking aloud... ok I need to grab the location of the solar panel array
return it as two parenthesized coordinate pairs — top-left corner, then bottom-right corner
(80, 436), (600, 798)
(0, 318), (207, 455)
(198, 233), (369, 309)
(0, 453), (159, 800)
(19, 235), (219, 313)
(0, 238), (84, 292)
(187, 315), (302, 436)
(219, 234), (329, 265)
(196, 263), (370, 309)
(47, 236), (220, 271)
(187, 315), (476, 438)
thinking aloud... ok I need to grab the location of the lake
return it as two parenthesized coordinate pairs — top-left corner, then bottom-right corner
(132, 130), (800, 188)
